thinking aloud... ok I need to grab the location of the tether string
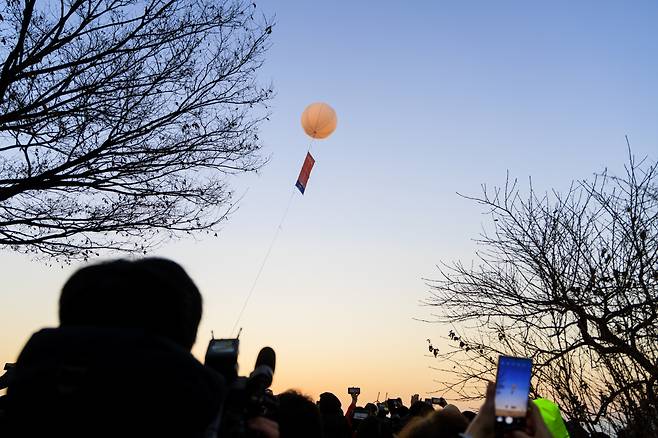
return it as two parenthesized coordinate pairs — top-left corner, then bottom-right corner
(230, 139), (316, 336)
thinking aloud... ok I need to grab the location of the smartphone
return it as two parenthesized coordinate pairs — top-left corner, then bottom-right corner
(348, 387), (361, 395)
(431, 397), (446, 406)
(352, 408), (369, 421)
(495, 356), (532, 429)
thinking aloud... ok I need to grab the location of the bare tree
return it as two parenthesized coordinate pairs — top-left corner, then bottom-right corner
(426, 150), (658, 436)
(0, 0), (273, 260)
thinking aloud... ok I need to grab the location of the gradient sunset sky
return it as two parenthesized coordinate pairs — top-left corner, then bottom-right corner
(1, 0), (657, 409)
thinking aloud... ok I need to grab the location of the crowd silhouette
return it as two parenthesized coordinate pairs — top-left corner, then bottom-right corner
(0, 258), (613, 437)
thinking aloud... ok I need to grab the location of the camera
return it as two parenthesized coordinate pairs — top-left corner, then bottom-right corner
(350, 407), (370, 431)
(347, 387), (360, 395)
(205, 338), (278, 437)
(386, 398), (403, 412)
(431, 397), (447, 407)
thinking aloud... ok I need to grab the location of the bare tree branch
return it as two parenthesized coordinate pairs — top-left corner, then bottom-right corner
(425, 152), (658, 436)
(0, 0), (274, 260)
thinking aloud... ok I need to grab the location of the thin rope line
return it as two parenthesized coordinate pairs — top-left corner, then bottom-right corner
(230, 187), (297, 336)
(230, 138), (318, 336)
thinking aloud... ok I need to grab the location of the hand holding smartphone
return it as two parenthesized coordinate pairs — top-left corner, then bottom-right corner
(494, 356), (532, 430)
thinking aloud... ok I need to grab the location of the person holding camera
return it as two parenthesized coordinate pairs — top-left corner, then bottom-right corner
(2, 258), (277, 438)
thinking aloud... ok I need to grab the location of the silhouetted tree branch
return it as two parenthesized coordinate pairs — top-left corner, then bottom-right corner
(426, 149), (658, 436)
(0, 0), (273, 260)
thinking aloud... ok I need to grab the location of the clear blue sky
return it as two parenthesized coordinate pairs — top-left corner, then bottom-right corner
(1, 0), (657, 407)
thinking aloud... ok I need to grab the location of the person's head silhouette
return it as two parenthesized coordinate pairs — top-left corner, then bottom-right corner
(6, 258), (221, 438)
(59, 258), (202, 350)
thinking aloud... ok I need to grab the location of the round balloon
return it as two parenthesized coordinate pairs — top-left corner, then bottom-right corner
(301, 102), (337, 139)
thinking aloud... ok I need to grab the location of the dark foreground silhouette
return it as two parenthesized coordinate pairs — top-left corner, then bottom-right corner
(0, 258), (614, 438)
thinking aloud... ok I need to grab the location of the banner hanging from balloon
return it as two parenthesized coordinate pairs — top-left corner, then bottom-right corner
(295, 152), (315, 194)
(294, 102), (336, 195)
(229, 102), (338, 336)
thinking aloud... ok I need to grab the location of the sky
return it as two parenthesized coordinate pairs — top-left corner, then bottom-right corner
(1, 0), (658, 410)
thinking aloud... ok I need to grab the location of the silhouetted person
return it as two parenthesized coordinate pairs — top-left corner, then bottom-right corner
(395, 404), (411, 432)
(461, 410), (476, 423)
(364, 403), (378, 417)
(565, 420), (589, 438)
(398, 409), (468, 438)
(319, 392), (351, 438)
(408, 400), (434, 419)
(3, 258), (225, 438)
(356, 416), (394, 438)
(277, 390), (323, 438)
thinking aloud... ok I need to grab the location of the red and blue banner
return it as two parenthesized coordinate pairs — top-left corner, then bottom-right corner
(295, 152), (315, 194)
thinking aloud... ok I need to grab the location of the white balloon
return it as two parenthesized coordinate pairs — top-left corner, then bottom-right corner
(301, 102), (337, 139)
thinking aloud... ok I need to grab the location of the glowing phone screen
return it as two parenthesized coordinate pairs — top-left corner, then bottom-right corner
(495, 356), (532, 425)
